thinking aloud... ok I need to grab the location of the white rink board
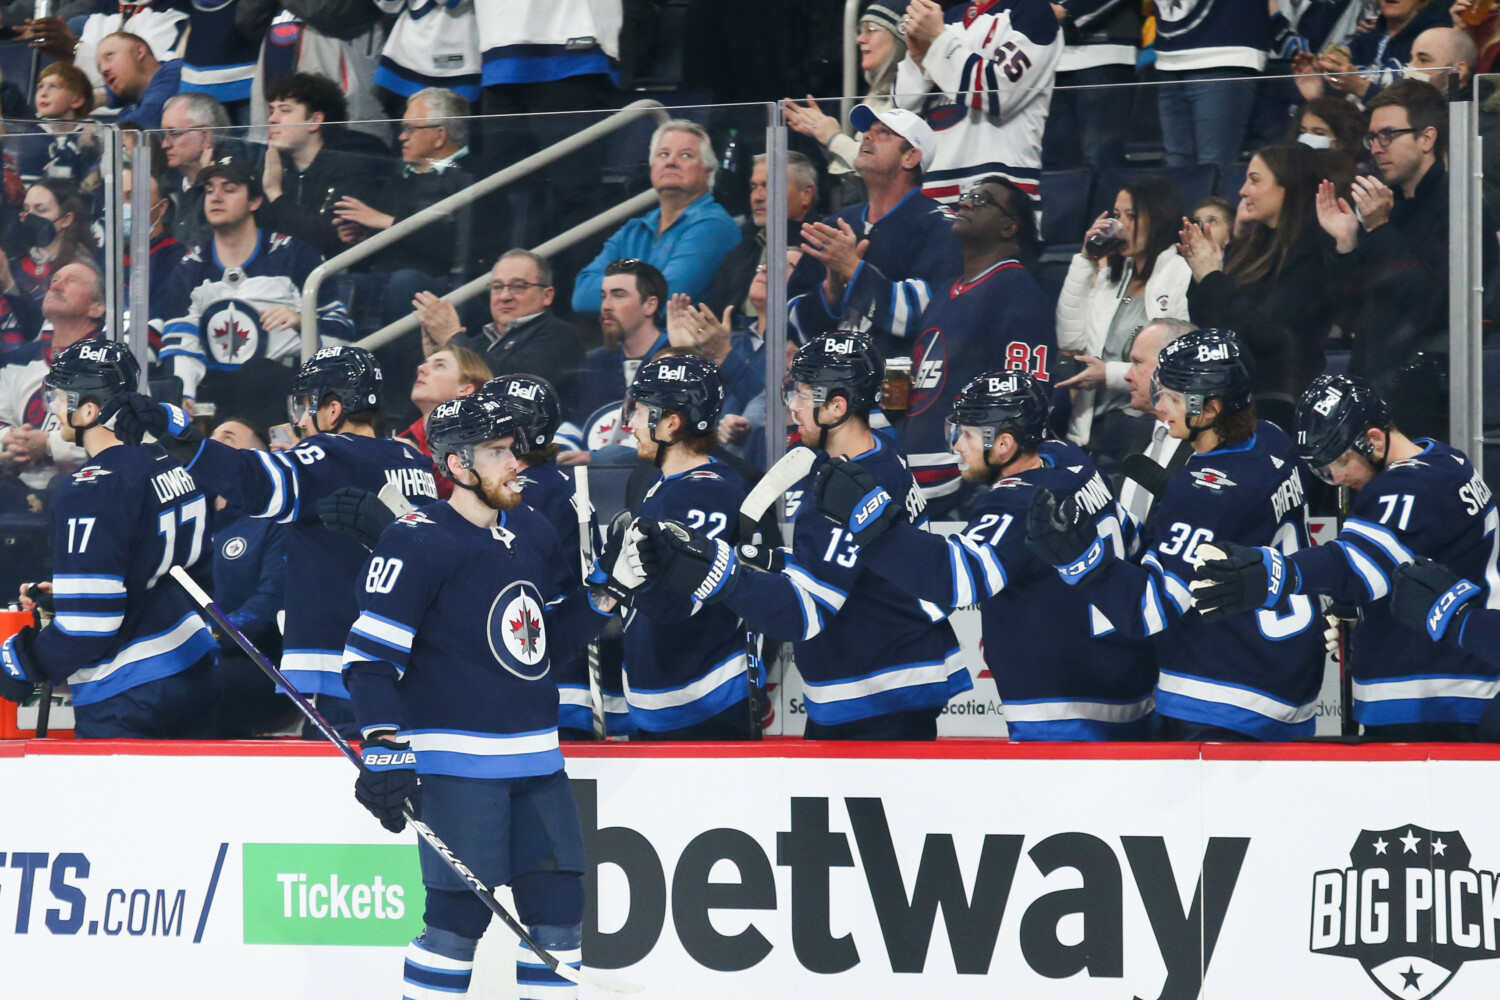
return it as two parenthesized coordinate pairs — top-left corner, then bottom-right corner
(5, 743), (1500, 999)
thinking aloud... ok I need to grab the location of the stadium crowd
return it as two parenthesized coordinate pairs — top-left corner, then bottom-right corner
(1, 0), (1499, 744)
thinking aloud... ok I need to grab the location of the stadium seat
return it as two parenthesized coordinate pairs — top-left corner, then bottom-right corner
(1218, 162), (1248, 203)
(1090, 165), (1218, 219)
(1039, 169), (1092, 261)
(1324, 350), (1350, 378)
(1122, 82), (1165, 166)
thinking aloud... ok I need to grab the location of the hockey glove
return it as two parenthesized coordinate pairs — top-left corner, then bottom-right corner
(1391, 558), (1482, 648)
(1024, 487), (1105, 584)
(354, 733), (419, 835)
(636, 518), (741, 604)
(0, 626), (43, 704)
(737, 542), (786, 573)
(319, 487), (398, 550)
(98, 393), (201, 458)
(811, 456), (899, 546)
(586, 511), (648, 605)
(1189, 542), (1301, 622)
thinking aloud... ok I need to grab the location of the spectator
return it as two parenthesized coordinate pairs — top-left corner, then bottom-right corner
(396, 344), (491, 499)
(786, 106), (961, 354)
(1293, 0), (1450, 104)
(0, 261), (104, 510)
(570, 119), (741, 313)
(161, 92), (234, 250)
(1116, 317), (1196, 526)
(14, 180), (97, 306)
(783, 2), (905, 179)
(894, 0), (1062, 203)
(1177, 143), (1335, 388)
(1043, 0), (1142, 171)
(1405, 25), (1478, 93)
(59, 2), (187, 91)
(0, 246), (42, 355)
(333, 87), (475, 327)
(157, 154), (355, 412)
(414, 249), (584, 402)
(560, 259), (669, 462)
(1056, 176), (1192, 469)
(121, 165), (184, 350)
(474, 0), (615, 120)
(371, 0), (481, 110)
(1190, 195), (1235, 253)
(260, 72), (379, 260)
(1153, 0), (1271, 167)
(179, 0), (261, 118)
(1289, 96), (1367, 154)
(21, 63), (99, 188)
(96, 30), (184, 129)
(703, 151), (818, 317)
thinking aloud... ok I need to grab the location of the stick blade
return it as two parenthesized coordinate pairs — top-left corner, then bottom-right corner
(553, 962), (645, 995)
(739, 446), (817, 537)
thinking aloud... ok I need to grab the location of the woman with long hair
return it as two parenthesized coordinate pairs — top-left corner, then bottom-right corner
(1178, 143), (1335, 388)
(1056, 175), (1192, 467)
(14, 179), (99, 304)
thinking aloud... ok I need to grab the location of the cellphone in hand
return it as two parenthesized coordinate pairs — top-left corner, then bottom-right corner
(269, 424), (297, 450)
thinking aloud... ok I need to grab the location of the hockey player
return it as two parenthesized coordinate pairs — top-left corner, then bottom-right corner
(344, 393), (609, 1000)
(812, 370), (1155, 739)
(894, 0), (1062, 205)
(635, 332), (973, 740)
(1389, 560), (1500, 739)
(0, 341), (218, 737)
(156, 154), (355, 408)
(612, 354), (757, 739)
(1026, 328), (1324, 740)
(1194, 374), (1500, 740)
(101, 346), (437, 736)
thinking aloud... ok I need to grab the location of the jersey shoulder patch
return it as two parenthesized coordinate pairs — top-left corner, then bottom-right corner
(70, 464), (114, 485)
(1189, 468), (1237, 491)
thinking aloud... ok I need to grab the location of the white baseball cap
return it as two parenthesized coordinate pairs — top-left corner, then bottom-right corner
(850, 105), (935, 174)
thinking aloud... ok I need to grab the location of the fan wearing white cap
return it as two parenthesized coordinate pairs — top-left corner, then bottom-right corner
(893, 0), (1063, 208)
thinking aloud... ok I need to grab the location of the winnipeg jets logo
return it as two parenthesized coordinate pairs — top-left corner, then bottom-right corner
(487, 582), (549, 679)
(1190, 468), (1236, 490)
(1387, 458), (1428, 471)
(396, 510), (434, 527)
(222, 537), (247, 560)
(202, 298), (263, 366)
(994, 476), (1026, 489)
(71, 465), (112, 484)
(585, 401), (630, 451)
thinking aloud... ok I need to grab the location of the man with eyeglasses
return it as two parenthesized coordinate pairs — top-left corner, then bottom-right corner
(161, 93), (234, 250)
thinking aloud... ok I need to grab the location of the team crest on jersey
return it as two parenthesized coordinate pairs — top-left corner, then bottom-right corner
(71, 465), (111, 484)
(202, 298), (264, 366)
(1190, 468), (1236, 490)
(687, 470), (721, 480)
(585, 400), (631, 451)
(487, 581), (549, 680)
(395, 510), (435, 527)
(993, 476), (1026, 488)
(784, 489), (804, 518)
(909, 328), (947, 416)
(222, 537), (247, 560)
(1155, 0), (1205, 24)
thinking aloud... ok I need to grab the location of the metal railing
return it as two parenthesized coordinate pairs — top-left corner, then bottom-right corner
(1450, 93), (1484, 474)
(842, 0), (862, 132)
(299, 99), (673, 360)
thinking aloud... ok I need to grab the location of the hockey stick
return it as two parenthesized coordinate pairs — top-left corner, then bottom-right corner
(168, 566), (642, 995)
(1337, 484), (1356, 738)
(735, 447), (818, 738)
(570, 467), (607, 739)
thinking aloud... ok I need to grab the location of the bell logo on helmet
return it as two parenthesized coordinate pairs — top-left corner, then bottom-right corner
(78, 344), (110, 363)
(1196, 343), (1231, 363)
(1313, 389), (1343, 417)
(313, 347), (343, 361)
(433, 399), (463, 419)
(508, 382), (541, 401)
(659, 365), (690, 381)
(825, 338), (855, 355)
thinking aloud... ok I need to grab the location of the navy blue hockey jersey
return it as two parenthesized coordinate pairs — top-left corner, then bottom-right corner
(0, 445), (216, 706)
(211, 506), (289, 648)
(341, 501), (609, 777)
(185, 433), (437, 698)
(1287, 440), (1500, 726)
(725, 440), (973, 726)
(626, 458), (753, 731)
(860, 440), (1153, 739)
(179, 0), (260, 102)
(1076, 422), (1324, 739)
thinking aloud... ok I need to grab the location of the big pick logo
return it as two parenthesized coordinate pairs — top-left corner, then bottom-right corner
(1310, 825), (1500, 999)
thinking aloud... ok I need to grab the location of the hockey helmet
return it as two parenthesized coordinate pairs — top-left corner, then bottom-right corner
(946, 370), (1050, 452)
(786, 331), (884, 413)
(288, 345), (383, 426)
(427, 393), (525, 480)
(480, 374), (562, 451)
(1150, 328), (1254, 417)
(623, 354), (725, 437)
(44, 338), (141, 417)
(1294, 373), (1391, 481)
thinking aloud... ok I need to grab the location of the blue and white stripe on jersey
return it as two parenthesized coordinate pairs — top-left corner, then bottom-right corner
(1154, 667), (1317, 740)
(622, 651), (749, 731)
(800, 646), (969, 726)
(1001, 692), (1156, 741)
(343, 612), (417, 677)
(779, 561), (849, 640)
(283, 650), (349, 697)
(51, 573), (128, 636)
(1351, 673), (1500, 727)
(558, 685), (635, 736)
(400, 726), (565, 779)
(65, 612), (217, 707)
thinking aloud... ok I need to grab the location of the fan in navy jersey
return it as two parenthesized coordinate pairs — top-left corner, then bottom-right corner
(0, 341), (218, 737)
(847, 175), (1055, 510)
(1026, 329), (1324, 741)
(480, 373), (633, 738)
(635, 332), (973, 740)
(813, 370), (1155, 740)
(100, 346), (438, 738)
(1195, 375), (1500, 741)
(343, 393), (611, 1000)
(611, 354), (757, 739)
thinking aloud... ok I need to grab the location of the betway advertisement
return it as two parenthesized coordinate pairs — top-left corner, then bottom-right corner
(3, 745), (1499, 999)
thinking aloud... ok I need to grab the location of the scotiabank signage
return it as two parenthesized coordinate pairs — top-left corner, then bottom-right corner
(3, 746), (1500, 1000)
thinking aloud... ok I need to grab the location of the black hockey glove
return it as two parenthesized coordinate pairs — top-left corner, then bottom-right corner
(22, 583), (53, 615)
(636, 518), (741, 604)
(586, 511), (648, 605)
(1190, 541), (1301, 622)
(0, 625), (43, 704)
(736, 541), (786, 573)
(319, 487), (396, 550)
(354, 733), (419, 835)
(811, 456), (899, 546)
(1391, 558), (1482, 648)
(1024, 487), (1105, 584)
(98, 393), (202, 460)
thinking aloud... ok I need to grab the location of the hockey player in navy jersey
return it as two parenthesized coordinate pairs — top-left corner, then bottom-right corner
(1390, 559), (1500, 739)
(611, 354), (757, 739)
(1026, 329), (1324, 740)
(0, 341), (218, 737)
(156, 155), (355, 408)
(1195, 375), (1500, 740)
(813, 370), (1156, 739)
(101, 346), (437, 737)
(344, 393), (610, 1000)
(635, 332), (973, 740)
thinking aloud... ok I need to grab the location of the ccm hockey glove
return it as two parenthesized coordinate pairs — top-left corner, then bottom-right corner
(1391, 558), (1482, 648)
(636, 519), (741, 603)
(1024, 487), (1105, 584)
(355, 733), (419, 834)
(811, 456), (899, 546)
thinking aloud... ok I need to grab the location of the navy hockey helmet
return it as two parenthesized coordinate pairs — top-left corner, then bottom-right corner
(1151, 328), (1254, 417)
(44, 338), (140, 418)
(786, 331), (884, 412)
(1293, 373), (1391, 481)
(946, 370), (1050, 453)
(624, 354), (725, 438)
(288, 346), (382, 427)
(481, 374), (562, 451)
(427, 393), (525, 480)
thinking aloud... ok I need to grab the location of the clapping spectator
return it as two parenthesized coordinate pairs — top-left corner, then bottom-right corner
(14, 180), (97, 306)
(1190, 196), (1235, 253)
(1056, 176), (1191, 468)
(571, 120), (741, 313)
(1292, 0), (1450, 104)
(703, 151), (818, 317)
(96, 30), (183, 129)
